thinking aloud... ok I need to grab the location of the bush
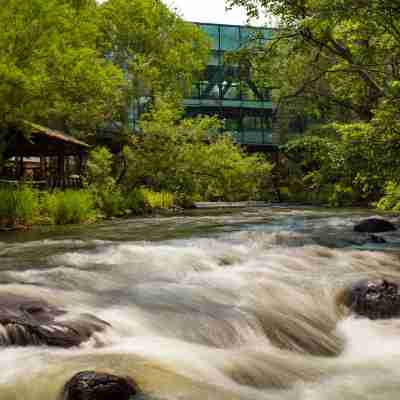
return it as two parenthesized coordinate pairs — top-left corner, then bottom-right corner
(125, 187), (174, 213)
(325, 183), (356, 207)
(124, 188), (147, 213)
(143, 188), (174, 209)
(86, 147), (125, 217)
(41, 190), (96, 225)
(122, 105), (273, 202)
(0, 186), (38, 227)
(86, 147), (114, 187)
(93, 185), (125, 217)
(376, 181), (400, 211)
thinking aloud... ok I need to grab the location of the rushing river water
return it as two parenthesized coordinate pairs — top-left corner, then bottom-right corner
(1, 206), (400, 399)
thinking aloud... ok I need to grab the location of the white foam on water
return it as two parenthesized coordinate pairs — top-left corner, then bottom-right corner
(1, 210), (400, 399)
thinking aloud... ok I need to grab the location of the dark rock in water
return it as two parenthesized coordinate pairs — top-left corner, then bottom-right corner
(354, 218), (396, 233)
(342, 279), (400, 319)
(347, 234), (386, 246)
(367, 234), (387, 244)
(0, 293), (110, 347)
(61, 371), (138, 400)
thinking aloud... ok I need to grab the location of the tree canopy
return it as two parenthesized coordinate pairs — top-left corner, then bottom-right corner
(99, 0), (210, 101)
(227, 0), (400, 207)
(228, 0), (400, 124)
(0, 0), (125, 132)
(0, 0), (210, 135)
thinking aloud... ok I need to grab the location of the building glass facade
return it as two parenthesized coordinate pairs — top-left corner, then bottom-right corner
(183, 23), (275, 147)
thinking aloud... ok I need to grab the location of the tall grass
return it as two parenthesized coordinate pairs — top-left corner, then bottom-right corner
(41, 190), (97, 225)
(0, 186), (38, 227)
(0, 185), (175, 229)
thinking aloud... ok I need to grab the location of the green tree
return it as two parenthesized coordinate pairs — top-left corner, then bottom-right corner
(0, 0), (125, 134)
(99, 0), (210, 122)
(228, 0), (400, 206)
(228, 0), (400, 124)
(122, 102), (272, 204)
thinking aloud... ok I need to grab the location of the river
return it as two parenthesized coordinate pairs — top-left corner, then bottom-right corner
(1, 206), (400, 399)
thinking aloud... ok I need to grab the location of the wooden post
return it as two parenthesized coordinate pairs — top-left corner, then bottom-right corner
(40, 156), (46, 180)
(65, 156), (70, 187)
(18, 157), (24, 179)
(58, 152), (65, 189)
(14, 157), (19, 179)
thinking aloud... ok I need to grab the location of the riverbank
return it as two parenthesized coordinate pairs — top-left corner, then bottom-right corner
(0, 186), (176, 231)
(4, 183), (398, 232)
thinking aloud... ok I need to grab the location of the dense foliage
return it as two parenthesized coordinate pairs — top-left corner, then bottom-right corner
(228, 0), (400, 208)
(121, 104), (272, 205)
(0, 183), (177, 228)
(0, 0), (209, 137)
(100, 0), (209, 102)
(0, 0), (275, 228)
(0, 0), (124, 133)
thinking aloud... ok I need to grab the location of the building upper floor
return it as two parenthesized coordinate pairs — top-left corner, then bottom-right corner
(185, 22), (273, 108)
(197, 22), (273, 54)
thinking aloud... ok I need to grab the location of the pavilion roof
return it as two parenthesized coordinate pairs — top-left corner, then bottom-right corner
(25, 122), (90, 148)
(6, 122), (91, 157)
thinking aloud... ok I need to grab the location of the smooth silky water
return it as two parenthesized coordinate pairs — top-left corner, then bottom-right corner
(1, 206), (400, 399)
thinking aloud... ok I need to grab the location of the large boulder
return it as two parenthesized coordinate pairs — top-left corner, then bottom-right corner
(354, 218), (396, 233)
(0, 293), (109, 347)
(341, 279), (400, 319)
(61, 371), (138, 400)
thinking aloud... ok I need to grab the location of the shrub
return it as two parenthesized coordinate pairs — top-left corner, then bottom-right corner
(326, 183), (356, 207)
(93, 185), (125, 217)
(124, 188), (147, 213)
(42, 190), (96, 225)
(376, 181), (400, 211)
(122, 104), (273, 202)
(143, 188), (174, 209)
(0, 186), (38, 227)
(86, 147), (115, 186)
(125, 187), (174, 213)
(86, 147), (125, 217)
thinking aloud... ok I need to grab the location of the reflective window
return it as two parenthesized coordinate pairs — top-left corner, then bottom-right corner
(190, 83), (200, 99)
(200, 24), (219, 50)
(240, 27), (257, 47)
(199, 81), (220, 99)
(222, 82), (241, 100)
(225, 118), (240, 132)
(240, 27), (270, 47)
(220, 26), (240, 51)
(209, 51), (220, 66)
(242, 115), (263, 130)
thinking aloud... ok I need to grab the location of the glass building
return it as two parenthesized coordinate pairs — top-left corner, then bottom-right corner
(184, 23), (276, 148)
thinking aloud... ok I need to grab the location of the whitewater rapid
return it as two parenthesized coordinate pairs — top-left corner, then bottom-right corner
(0, 207), (399, 399)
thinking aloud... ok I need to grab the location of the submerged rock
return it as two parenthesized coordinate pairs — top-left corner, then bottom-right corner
(367, 234), (387, 244)
(347, 234), (387, 246)
(341, 279), (400, 319)
(0, 293), (109, 347)
(354, 218), (396, 233)
(61, 371), (138, 400)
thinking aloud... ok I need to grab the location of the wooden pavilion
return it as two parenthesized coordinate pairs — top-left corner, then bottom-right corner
(3, 122), (91, 188)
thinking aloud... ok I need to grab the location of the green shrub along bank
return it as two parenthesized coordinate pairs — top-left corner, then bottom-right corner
(40, 191), (97, 225)
(0, 186), (177, 229)
(125, 188), (174, 214)
(275, 123), (400, 210)
(0, 187), (39, 228)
